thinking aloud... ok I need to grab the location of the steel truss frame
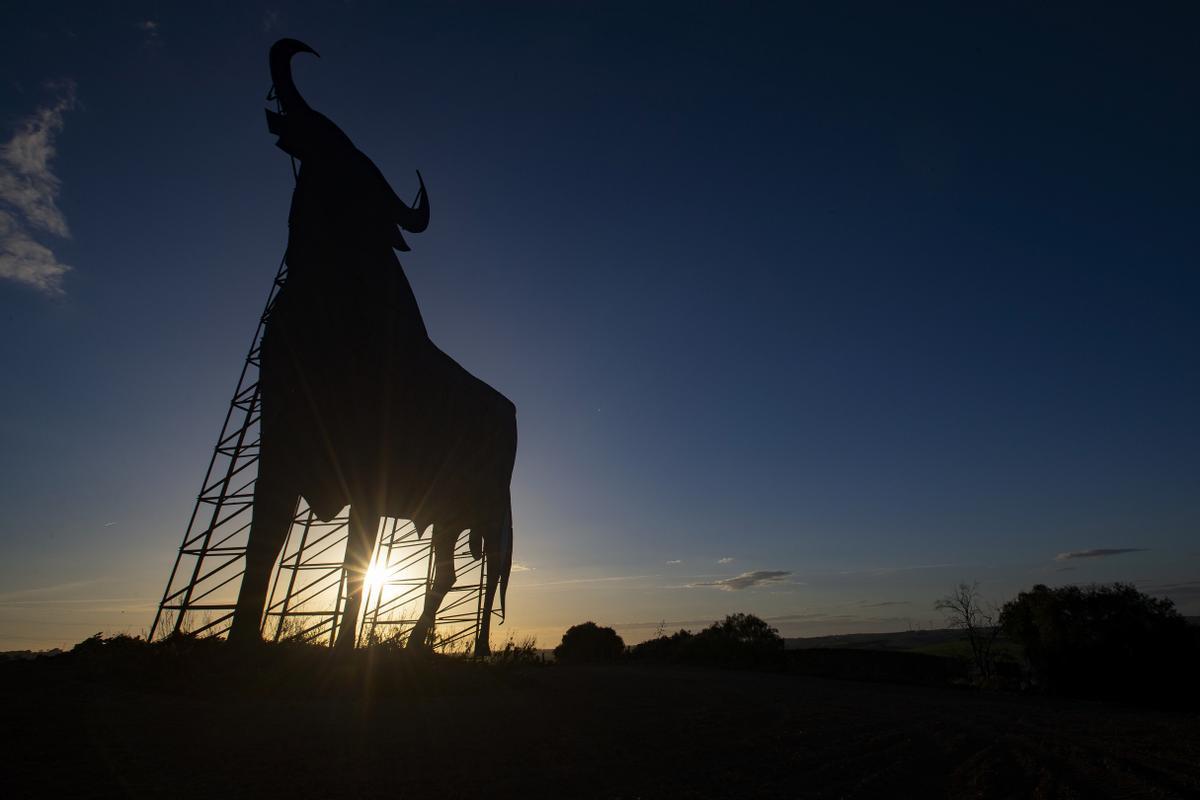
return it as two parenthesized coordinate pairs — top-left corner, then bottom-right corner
(149, 258), (490, 652)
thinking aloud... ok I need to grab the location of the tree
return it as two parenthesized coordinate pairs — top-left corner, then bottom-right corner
(553, 622), (625, 663)
(700, 612), (783, 647)
(935, 582), (1001, 681)
(998, 582), (1195, 700)
(630, 613), (783, 667)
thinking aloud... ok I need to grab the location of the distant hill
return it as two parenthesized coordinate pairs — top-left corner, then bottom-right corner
(785, 628), (967, 652)
(0, 648), (63, 662)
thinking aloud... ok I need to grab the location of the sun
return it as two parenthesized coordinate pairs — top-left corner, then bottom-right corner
(363, 560), (387, 597)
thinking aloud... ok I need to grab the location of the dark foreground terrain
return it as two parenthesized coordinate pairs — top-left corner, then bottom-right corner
(4, 641), (1199, 799)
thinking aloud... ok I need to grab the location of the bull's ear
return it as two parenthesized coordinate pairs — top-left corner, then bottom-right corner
(390, 226), (411, 252)
(265, 108), (285, 135)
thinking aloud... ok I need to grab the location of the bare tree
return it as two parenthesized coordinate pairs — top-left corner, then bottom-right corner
(935, 582), (1001, 681)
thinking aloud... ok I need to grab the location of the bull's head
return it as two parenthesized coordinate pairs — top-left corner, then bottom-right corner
(266, 38), (429, 249)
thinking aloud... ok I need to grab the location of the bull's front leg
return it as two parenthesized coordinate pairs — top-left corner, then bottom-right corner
(229, 447), (297, 646)
(407, 527), (458, 650)
(333, 503), (378, 651)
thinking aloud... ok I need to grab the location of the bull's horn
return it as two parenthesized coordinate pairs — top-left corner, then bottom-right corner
(269, 38), (319, 114)
(393, 169), (430, 233)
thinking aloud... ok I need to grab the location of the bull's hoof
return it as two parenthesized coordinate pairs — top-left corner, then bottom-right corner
(226, 622), (264, 650)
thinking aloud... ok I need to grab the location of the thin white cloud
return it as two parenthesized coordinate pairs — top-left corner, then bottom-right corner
(717, 557), (734, 565)
(666, 559), (682, 565)
(0, 81), (77, 294)
(510, 562), (533, 573)
(695, 570), (792, 591)
(1055, 548), (1148, 561)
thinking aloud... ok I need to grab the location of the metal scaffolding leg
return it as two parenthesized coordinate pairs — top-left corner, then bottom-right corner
(149, 258), (491, 652)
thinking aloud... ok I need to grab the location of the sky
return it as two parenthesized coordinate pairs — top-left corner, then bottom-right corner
(1, 2), (1197, 651)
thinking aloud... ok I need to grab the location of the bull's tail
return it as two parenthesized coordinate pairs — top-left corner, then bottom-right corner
(498, 500), (513, 621)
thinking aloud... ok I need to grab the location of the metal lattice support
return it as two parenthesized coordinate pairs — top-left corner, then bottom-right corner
(149, 260), (489, 651)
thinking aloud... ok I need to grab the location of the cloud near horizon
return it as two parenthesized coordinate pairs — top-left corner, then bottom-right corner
(0, 81), (77, 295)
(696, 570), (791, 591)
(1055, 548), (1148, 561)
(1139, 580), (1200, 601)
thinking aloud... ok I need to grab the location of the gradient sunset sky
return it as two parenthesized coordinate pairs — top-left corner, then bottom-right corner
(1, 3), (1197, 650)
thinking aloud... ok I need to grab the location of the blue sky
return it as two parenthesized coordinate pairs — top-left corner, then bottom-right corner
(1, 3), (1198, 649)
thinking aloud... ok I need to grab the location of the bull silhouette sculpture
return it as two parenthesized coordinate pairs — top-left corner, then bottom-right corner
(228, 39), (516, 655)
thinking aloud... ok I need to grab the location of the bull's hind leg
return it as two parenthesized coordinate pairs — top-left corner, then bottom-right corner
(475, 559), (500, 658)
(230, 462), (297, 645)
(474, 507), (512, 658)
(334, 503), (379, 651)
(407, 527), (458, 650)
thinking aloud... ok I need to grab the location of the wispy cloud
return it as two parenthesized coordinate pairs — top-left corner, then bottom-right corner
(137, 20), (162, 46)
(695, 570), (792, 591)
(717, 557), (734, 565)
(1055, 548), (1148, 561)
(666, 559), (682, 565)
(0, 81), (77, 294)
(519, 574), (658, 589)
(838, 563), (957, 576)
(510, 562), (533, 573)
(0, 579), (152, 611)
(1139, 580), (1200, 601)
(0, 579), (105, 602)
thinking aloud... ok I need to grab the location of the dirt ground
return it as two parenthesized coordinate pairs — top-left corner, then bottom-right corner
(4, 656), (1199, 799)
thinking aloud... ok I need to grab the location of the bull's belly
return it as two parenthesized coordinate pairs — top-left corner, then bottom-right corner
(259, 345), (515, 526)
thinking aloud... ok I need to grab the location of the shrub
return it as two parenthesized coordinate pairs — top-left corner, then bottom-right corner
(631, 613), (784, 668)
(630, 628), (695, 662)
(489, 636), (544, 666)
(999, 582), (1198, 703)
(553, 622), (625, 663)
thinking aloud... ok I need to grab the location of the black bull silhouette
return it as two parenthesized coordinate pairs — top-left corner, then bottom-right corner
(228, 39), (516, 654)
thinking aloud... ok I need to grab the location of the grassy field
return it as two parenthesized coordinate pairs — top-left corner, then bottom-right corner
(4, 638), (1199, 798)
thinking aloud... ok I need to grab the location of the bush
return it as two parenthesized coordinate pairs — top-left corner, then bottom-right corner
(553, 622), (625, 663)
(631, 613), (784, 668)
(999, 582), (1198, 704)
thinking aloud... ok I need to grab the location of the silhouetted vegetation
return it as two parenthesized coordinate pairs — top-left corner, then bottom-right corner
(782, 648), (968, 687)
(553, 621), (625, 663)
(9, 631), (549, 706)
(935, 582), (1004, 683)
(631, 613), (784, 667)
(999, 583), (1199, 706)
(8, 631), (1200, 799)
(488, 635), (545, 666)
